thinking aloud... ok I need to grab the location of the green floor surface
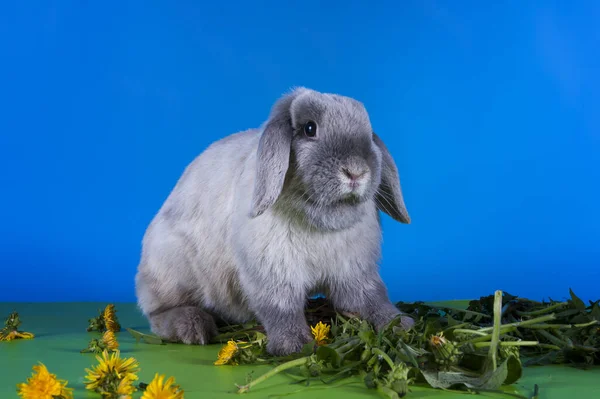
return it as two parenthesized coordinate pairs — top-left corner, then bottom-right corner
(1, 302), (598, 399)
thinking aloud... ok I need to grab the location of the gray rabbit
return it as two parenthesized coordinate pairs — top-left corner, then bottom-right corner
(135, 87), (414, 356)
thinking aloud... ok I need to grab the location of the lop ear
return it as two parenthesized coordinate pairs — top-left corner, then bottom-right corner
(373, 133), (411, 224)
(250, 88), (306, 218)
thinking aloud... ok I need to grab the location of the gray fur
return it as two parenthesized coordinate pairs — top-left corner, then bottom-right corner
(149, 306), (218, 345)
(135, 87), (413, 356)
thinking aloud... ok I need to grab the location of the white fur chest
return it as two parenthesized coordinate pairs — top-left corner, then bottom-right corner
(232, 203), (383, 294)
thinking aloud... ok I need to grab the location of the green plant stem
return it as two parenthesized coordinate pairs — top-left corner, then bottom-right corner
(488, 290), (503, 370)
(336, 338), (360, 354)
(477, 313), (556, 333)
(328, 336), (355, 350)
(236, 356), (309, 394)
(574, 320), (599, 328)
(444, 322), (471, 331)
(531, 384), (540, 399)
(422, 303), (491, 319)
(515, 302), (568, 317)
(453, 329), (488, 336)
(474, 341), (539, 349)
(537, 330), (598, 352)
(573, 344), (599, 352)
(523, 324), (572, 330)
(520, 320), (598, 330)
(535, 330), (569, 348)
(537, 343), (561, 350)
(463, 334), (493, 345)
(371, 348), (395, 369)
(463, 328), (517, 345)
(376, 384), (399, 399)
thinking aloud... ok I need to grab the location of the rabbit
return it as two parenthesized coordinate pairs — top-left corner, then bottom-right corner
(134, 87), (414, 356)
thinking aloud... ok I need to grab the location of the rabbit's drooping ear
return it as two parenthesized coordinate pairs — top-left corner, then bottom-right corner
(250, 88), (307, 218)
(373, 133), (411, 224)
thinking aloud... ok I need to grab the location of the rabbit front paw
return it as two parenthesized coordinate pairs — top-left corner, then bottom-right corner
(371, 307), (415, 331)
(149, 306), (218, 345)
(266, 324), (313, 356)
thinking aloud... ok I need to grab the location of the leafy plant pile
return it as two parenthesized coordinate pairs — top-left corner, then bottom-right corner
(207, 289), (599, 398)
(462, 289), (599, 367)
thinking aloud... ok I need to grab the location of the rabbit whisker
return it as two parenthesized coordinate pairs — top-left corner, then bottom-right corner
(375, 186), (396, 211)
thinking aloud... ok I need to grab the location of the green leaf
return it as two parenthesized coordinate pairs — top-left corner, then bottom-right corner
(447, 313), (460, 327)
(363, 371), (377, 389)
(299, 342), (316, 357)
(396, 339), (420, 368)
(569, 288), (586, 310)
(316, 345), (341, 368)
(421, 357), (510, 390)
(504, 354), (523, 385)
(330, 321), (340, 337)
(358, 329), (376, 346)
(126, 328), (164, 345)
(590, 303), (600, 322)
(555, 309), (581, 319)
(320, 361), (362, 384)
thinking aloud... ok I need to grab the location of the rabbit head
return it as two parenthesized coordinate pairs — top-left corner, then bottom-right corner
(250, 87), (410, 231)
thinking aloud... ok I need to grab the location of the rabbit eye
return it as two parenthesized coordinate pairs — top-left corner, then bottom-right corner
(303, 121), (317, 138)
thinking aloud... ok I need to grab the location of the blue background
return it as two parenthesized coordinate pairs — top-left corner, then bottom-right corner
(1, 1), (598, 303)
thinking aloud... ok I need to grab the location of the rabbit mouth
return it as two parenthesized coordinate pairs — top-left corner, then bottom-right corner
(300, 190), (365, 207)
(338, 194), (362, 206)
(291, 188), (371, 231)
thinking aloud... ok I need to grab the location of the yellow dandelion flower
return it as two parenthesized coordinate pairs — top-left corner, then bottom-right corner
(116, 372), (138, 398)
(429, 331), (447, 347)
(214, 340), (239, 365)
(85, 350), (140, 396)
(16, 362), (73, 399)
(141, 373), (184, 399)
(0, 330), (35, 341)
(311, 321), (330, 345)
(103, 304), (120, 332)
(1, 311), (34, 341)
(102, 330), (119, 351)
(81, 330), (119, 354)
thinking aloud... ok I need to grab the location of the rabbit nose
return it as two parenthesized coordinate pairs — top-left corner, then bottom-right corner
(341, 166), (367, 181)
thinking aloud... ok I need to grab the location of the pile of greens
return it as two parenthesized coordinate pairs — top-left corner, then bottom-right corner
(462, 289), (599, 367)
(205, 289), (599, 398)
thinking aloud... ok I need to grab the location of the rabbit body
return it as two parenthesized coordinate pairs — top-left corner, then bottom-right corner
(135, 87), (413, 355)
